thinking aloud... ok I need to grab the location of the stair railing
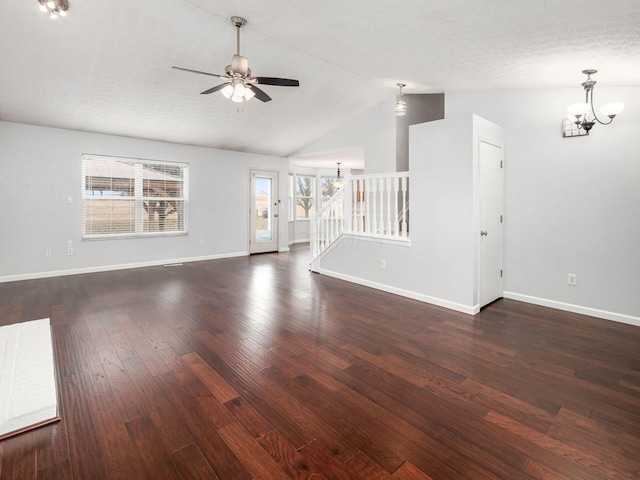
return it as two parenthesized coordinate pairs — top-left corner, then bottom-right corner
(311, 171), (410, 267)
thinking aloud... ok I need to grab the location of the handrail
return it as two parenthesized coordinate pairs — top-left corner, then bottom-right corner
(311, 171), (410, 267)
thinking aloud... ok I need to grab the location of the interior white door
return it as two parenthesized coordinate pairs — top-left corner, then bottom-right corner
(479, 139), (504, 307)
(250, 170), (279, 254)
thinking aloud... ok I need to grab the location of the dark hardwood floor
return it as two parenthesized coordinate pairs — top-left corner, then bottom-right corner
(1, 243), (639, 479)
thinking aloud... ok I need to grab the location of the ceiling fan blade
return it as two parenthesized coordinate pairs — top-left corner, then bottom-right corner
(250, 85), (272, 103)
(201, 83), (230, 95)
(172, 66), (225, 78)
(254, 77), (300, 87)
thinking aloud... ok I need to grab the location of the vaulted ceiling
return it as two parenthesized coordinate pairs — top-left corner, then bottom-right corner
(1, 0), (639, 158)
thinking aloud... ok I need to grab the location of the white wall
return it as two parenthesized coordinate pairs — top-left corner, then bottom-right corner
(320, 115), (478, 313)
(313, 86), (640, 324)
(446, 87), (640, 322)
(291, 99), (396, 174)
(0, 121), (289, 280)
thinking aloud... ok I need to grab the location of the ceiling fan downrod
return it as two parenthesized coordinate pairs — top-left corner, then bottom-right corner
(231, 16), (246, 56)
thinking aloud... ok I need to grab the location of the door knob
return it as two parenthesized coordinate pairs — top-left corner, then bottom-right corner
(481, 230), (488, 236)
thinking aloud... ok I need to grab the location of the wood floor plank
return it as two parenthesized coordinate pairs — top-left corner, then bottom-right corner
(35, 421), (70, 471)
(298, 439), (353, 480)
(0, 430), (38, 480)
(90, 392), (147, 480)
(124, 416), (182, 480)
(122, 356), (193, 453)
(217, 421), (291, 480)
(392, 461), (435, 480)
(257, 429), (328, 480)
(181, 351), (240, 403)
(170, 443), (220, 480)
(1, 243), (639, 479)
(344, 451), (393, 479)
(154, 372), (252, 480)
(223, 396), (271, 437)
(59, 372), (108, 479)
(37, 459), (73, 480)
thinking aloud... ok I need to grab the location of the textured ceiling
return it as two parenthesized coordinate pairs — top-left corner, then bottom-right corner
(1, 0), (639, 158)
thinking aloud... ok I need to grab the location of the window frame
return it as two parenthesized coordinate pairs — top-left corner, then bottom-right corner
(82, 154), (189, 240)
(295, 174), (315, 220)
(288, 174), (294, 222)
(321, 176), (341, 207)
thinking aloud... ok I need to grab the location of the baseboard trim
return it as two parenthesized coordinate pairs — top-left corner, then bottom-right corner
(0, 251), (249, 283)
(503, 291), (640, 327)
(319, 268), (476, 315)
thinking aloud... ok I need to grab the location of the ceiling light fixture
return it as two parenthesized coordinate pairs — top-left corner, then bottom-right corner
(336, 162), (342, 180)
(395, 83), (407, 117)
(38, 0), (69, 18)
(567, 70), (624, 132)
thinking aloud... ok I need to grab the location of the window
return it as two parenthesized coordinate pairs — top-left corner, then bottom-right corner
(321, 176), (340, 207)
(82, 155), (189, 238)
(295, 175), (314, 219)
(288, 174), (294, 222)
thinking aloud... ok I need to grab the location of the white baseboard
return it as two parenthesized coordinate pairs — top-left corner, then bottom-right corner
(0, 251), (249, 283)
(319, 268), (476, 315)
(278, 247), (290, 252)
(504, 291), (640, 328)
(295, 238), (310, 243)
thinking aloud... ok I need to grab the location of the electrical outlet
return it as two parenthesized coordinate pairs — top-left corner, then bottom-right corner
(199, 239), (205, 246)
(380, 259), (386, 269)
(67, 247), (74, 256)
(568, 273), (577, 286)
(45, 249), (52, 257)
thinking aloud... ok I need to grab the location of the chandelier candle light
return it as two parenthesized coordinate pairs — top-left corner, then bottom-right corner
(567, 70), (624, 132)
(38, 0), (68, 18)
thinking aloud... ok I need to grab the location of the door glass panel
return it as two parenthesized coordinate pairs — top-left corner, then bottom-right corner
(255, 176), (272, 243)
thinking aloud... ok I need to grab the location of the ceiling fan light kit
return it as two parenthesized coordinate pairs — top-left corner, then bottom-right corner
(173, 16), (300, 104)
(566, 69), (624, 134)
(38, 0), (68, 18)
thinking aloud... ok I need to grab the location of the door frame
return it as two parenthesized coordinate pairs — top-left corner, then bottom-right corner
(475, 135), (504, 310)
(249, 169), (280, 254)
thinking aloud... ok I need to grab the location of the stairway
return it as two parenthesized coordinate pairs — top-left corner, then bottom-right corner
(310, 172), (410, 271)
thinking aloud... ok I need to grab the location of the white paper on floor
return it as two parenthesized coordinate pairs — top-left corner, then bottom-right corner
(0, 318), (59, 439)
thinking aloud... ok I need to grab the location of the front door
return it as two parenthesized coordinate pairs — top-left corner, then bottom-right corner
(250, 170), (279, 254)
(479, 139), (504, 307)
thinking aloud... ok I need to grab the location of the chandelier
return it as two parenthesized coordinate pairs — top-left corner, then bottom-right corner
(38, 0), (69, 18)
(395, 83), (407, 116)
(567, 70), (624, 132)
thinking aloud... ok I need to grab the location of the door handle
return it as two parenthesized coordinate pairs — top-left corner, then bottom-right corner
(481, 230), (488, 236)
(274, 214), (279, 217)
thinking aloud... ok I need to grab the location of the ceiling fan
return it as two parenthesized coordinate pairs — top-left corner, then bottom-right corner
(172, 16), (300, 103)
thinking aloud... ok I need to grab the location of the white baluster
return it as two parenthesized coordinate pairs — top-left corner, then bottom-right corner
(401, 175), (408, 237)
(347, 180), (360, 232)
(386, 177), (391, 236)
(372, 178), (378, 235)
(393, 176), (399, 238)
(365, 178), (371, 234)
(330, 201), (335, 243)
(357, 179), (363, 232)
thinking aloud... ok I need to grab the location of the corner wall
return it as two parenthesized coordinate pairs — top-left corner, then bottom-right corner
(446, 87), (640, 323)
(0, 121), (289, 281)
(308, 86), (640, 324)
(320, 115), (479, 313)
